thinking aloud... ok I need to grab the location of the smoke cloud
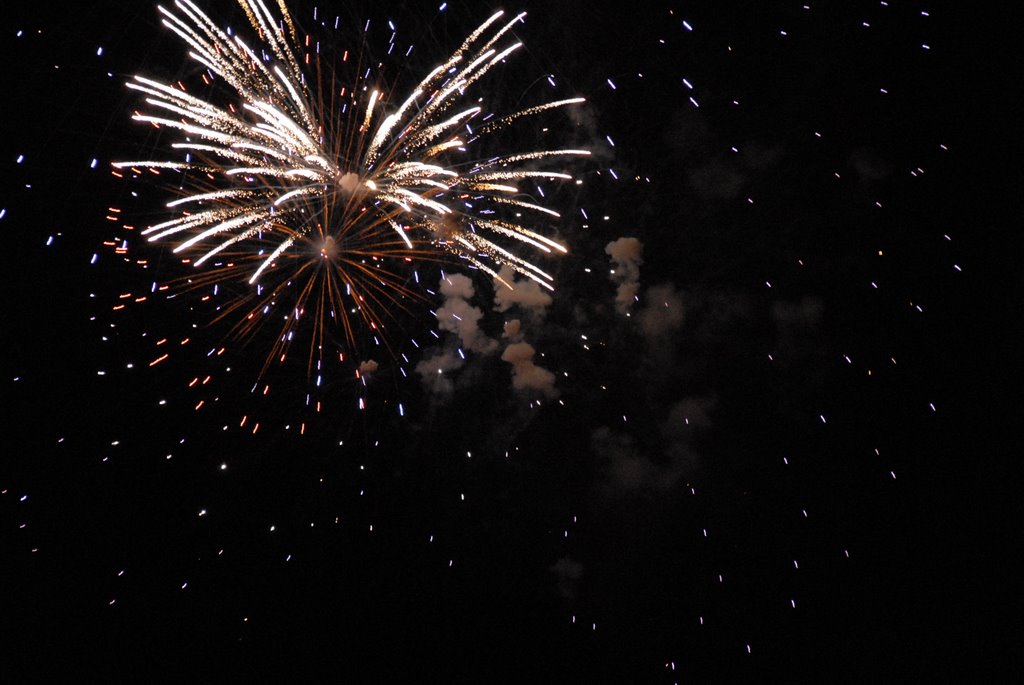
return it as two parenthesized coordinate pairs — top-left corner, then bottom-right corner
(605, 237), (643, 315)
(415, 274), (499, 394)
(493, 265), (553, 314)
(501, 341), (558, 398)
(637, 283), (686, 339)
(435, 273), (498, 354)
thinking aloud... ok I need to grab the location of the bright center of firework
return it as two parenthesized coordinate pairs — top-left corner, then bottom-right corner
(319, 235), (340, 260)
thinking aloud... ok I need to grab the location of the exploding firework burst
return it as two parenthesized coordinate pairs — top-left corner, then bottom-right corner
(112, 0), (588, 376)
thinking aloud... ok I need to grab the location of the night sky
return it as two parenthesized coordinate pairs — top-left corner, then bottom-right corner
(2, 0), (1019, 681)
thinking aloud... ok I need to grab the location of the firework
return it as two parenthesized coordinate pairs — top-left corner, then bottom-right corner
(113, 0), (588, 370)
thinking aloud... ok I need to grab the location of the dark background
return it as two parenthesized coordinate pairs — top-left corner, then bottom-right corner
(2, 1), (1019, 681)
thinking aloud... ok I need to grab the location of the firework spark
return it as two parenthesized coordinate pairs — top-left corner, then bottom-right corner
(114, 0), (588, 370)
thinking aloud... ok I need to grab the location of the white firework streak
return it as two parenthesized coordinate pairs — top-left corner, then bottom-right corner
(115, 0), (588, 288)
